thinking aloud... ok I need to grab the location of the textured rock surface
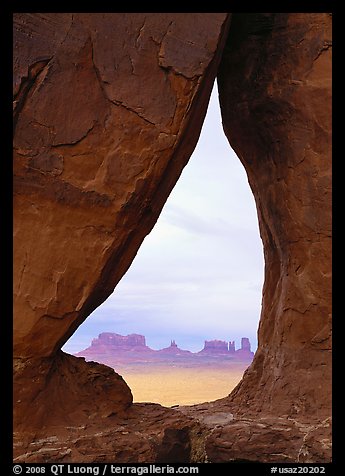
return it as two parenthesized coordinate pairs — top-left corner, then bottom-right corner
(13, 13), (230, 360)
(13, 12), (332, 463)
(177, 402), (332, 463)
(13, 351), (133, 433)
(13, 12), (230, 434)
(13, 403), (204, 463)
(217, 12), (332, 421)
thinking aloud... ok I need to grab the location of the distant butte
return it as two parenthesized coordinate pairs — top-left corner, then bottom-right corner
(75, 333), (254, 363)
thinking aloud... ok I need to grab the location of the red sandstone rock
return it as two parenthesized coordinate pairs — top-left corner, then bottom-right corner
(198, 338), (254, 360)
(14, 403), (202, 463)
(177, 402), (331, 463)
(13, 11), (231, 441)
(156, 340), (192, 355)
(196, 12), (332, 462)
(13, 12), (332, 463)
(205, 416), (332, 463)
(90, 332), (150, 351)
(98, 333), (147, 348)
(13, 13), (230, 360)
(76, 333), (253, 362)
(199, 339), (229, 354)
(217, 12), (332, 422)
(13, 351), (132, 434)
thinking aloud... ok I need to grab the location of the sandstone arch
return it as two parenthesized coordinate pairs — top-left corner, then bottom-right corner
(13, 13), (332, 463)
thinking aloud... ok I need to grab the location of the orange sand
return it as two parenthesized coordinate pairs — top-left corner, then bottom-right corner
(116, 363), (248, 407)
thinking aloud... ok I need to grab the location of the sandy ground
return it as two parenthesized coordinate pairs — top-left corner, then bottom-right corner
(116, 363), (248, 407)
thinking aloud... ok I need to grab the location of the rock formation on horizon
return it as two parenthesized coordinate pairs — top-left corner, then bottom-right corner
(156, 339), (192, 356)
(198, 337), (254, 360)
(76, 332), (253, 361)
(82, 332), (151, 355)
(13, 13), (332, 463)
(200, 339), (229, 354)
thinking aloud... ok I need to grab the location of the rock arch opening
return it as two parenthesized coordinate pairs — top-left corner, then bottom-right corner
(63, 82), (264, 407)
(13, 13), (332, 463)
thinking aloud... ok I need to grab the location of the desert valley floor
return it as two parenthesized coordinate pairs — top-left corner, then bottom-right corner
(109, 361), (248, 406)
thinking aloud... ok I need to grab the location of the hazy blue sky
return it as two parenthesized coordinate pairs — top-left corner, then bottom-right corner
(63, 82), (264, 354)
